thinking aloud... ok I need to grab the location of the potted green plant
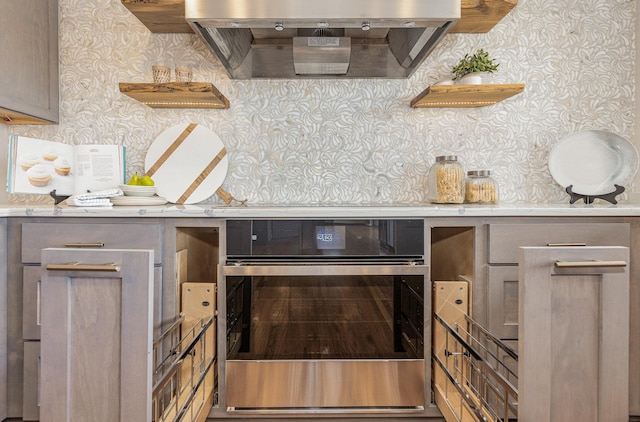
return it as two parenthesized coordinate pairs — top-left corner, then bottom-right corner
(451, 48), (499, 84)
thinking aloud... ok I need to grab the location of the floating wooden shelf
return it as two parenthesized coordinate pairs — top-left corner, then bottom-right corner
(1, 107), (55, 125)
(121, 0), (517, 34)
(119, 82), (230, 109)
(121, 0), (192, 33)
(450, 0), (518, 33)
(410, 84), (525, 108)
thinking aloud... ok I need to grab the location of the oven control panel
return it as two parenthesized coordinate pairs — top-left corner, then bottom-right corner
(226, 219), (424, 258)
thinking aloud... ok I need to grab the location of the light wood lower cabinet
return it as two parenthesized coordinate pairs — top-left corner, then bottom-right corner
(486, 222), (630, 341)
(39, 248), (155, 422)
(518, 246), (629, 421)
(484, 220), (638, 416)
(21, 266), (164, 420)
(22, 265), (164, 342)
(4, 217), (639, 420)
(487, 223), (631, 264)
(486, 265), (518, 340)
(22, 341), (39, 421)
(0, 218), (6, 420)
(18, 221), (165, 420)
(22, 267), (40, 341)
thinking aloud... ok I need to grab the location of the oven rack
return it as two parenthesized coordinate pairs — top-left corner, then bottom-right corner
(433, 312), (518, 422)
(152, 313), (217, 422)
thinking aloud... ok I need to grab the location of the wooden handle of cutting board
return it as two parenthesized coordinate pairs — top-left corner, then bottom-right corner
(216, 187), (246, 205)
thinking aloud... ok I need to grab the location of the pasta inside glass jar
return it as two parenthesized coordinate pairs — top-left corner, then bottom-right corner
(429, 155), (465, 204)
(465, 170), (499, 204)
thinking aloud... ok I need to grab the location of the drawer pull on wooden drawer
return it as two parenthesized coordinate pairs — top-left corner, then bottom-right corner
(547, 242), (587, 247)
(554, 260), (627, 268)
(46, 262), (120, 272)
(63, 242), (105, 248)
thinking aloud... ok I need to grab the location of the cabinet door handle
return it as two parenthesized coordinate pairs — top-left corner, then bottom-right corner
(63, 242), (105, 248)
(36, 280), (41, 327)
(554, 260), (627, 268)
(547, 242), (587, 247)
(46, 262), (120, 272)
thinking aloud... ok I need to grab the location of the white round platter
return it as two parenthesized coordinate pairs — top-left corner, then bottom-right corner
(549, 130), (639, 195)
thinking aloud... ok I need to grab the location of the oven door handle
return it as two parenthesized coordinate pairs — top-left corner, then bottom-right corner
(223, 264), (428, 276)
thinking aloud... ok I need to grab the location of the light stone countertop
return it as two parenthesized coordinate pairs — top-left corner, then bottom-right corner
(2, 201), (640, 218)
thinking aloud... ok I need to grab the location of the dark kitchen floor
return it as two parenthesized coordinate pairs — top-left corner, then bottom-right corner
(236, 275), (410, 360)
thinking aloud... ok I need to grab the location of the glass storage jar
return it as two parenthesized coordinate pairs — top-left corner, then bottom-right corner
(465, 170), (499, 204)
(429, 155), (465, 203)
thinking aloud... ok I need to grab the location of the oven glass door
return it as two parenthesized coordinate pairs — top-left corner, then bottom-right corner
(227, 274), (424, 360)
(222, 263), (429, 410)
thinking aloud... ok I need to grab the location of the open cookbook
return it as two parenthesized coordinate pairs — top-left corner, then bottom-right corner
(7, 135), (126, 196)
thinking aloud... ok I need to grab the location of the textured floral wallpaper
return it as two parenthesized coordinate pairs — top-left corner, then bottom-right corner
(4, 0), (637, 205)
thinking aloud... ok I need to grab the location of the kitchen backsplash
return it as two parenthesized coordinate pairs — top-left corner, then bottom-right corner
(5, 0), (636, 205)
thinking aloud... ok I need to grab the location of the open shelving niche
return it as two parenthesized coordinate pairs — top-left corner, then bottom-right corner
(119, 0), (520, 110)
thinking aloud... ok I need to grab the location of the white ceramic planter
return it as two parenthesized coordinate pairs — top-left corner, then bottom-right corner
(434, 78), (455, 86)
(458, 72), (483, 84)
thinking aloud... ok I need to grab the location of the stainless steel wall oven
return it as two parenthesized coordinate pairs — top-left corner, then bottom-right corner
(222, 219), (429, 413)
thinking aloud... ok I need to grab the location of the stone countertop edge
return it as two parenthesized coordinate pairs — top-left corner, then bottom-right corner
(2, 202), (640, 218)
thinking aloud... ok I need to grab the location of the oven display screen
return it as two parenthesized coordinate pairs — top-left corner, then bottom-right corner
(315, 225), (346, 249)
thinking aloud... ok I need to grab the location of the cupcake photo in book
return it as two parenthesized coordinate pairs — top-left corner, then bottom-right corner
(7, 135), (126, 196)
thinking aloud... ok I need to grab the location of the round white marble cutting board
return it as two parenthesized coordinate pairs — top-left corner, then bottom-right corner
(144, 123), (229, 204)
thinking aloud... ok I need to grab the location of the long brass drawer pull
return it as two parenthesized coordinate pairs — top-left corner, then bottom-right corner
(46, 262), (120, 272)
(63, 242), (105, 248)
(554, 260), (627, 268)
(547, 242), (587, 247)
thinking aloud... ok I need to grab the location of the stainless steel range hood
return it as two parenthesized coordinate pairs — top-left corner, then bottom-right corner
(185, 0), (460, 79)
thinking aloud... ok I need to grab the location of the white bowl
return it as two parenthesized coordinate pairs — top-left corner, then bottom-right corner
(120, 184), (157, 197)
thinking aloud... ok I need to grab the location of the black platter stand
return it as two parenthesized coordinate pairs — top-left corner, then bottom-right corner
(566, 184), (624, 205)
(49, 190), (71, 205)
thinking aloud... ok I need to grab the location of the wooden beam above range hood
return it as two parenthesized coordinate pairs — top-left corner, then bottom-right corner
(450, 0), (518, 33)
(121, 0), (518, 34)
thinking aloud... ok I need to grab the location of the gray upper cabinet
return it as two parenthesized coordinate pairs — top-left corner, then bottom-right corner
(0, 0), (59, 125)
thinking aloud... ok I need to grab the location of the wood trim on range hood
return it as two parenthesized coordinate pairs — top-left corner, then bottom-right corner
(122, 0), (517, 35)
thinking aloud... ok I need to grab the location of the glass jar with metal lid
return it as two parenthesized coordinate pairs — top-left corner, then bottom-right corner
(429, 155), (465, 204)
(465, 170), (499, 204)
